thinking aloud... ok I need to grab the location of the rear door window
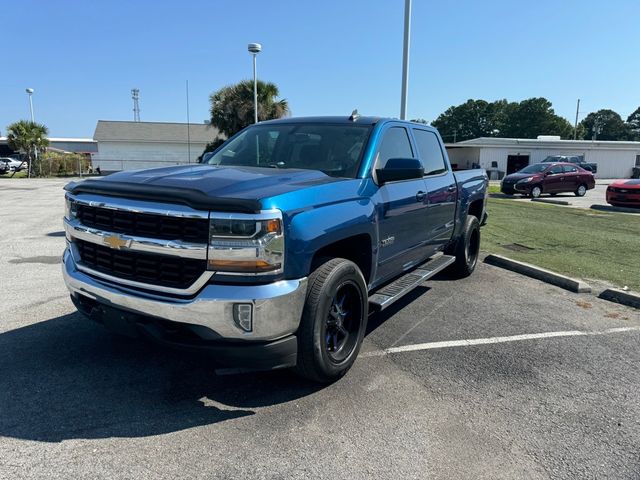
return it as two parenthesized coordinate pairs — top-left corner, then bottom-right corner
(563, 165), (578, 173)
(412, 129), (448, 176)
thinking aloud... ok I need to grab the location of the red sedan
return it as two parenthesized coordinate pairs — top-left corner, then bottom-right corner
(606, 179), (640, 208)
(501, 162), (595, 198)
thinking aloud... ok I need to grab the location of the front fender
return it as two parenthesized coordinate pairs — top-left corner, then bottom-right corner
(285, 200), (376, 278)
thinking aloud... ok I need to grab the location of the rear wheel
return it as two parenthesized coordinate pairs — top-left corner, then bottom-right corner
(447, 215), (480, 278)
(295, 258), (368, 383)
(575, 184), (587, 197)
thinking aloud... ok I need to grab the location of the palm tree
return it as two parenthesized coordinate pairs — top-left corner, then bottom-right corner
(6, 120), (49, 177)
(209, 80), (289, 138)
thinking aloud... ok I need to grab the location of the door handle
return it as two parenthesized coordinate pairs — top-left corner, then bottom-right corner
(447, 185), (456, 192)
(416, 191), (426, 202)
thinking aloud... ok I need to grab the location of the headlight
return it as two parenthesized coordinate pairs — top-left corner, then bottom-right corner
(207, 211), (284, 275)
(64, 196), (77, 220)
(517, 177), (534, 183)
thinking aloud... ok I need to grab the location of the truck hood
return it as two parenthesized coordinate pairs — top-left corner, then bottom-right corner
(66, 165), (346, 212)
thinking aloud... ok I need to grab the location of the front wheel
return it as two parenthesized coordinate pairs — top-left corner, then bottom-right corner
(446, 215), (481, 278)
(575, 184), (587, 197)
(530, 185), (542, 198)
(295, 258), (368, 383)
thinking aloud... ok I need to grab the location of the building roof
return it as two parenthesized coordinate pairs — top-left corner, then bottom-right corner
(93, 120), (219, 144)
(446, 137), (640, 150)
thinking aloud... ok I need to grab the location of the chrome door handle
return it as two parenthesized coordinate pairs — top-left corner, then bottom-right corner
(447, 185), (456, 192)
(416, 191), (426, 202)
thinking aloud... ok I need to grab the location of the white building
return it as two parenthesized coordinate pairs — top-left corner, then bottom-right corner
(93, 120), (220, 172)
(446, 137), (640, 179)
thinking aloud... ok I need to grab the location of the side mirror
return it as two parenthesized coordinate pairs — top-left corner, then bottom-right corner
(376, 158), (424, 184)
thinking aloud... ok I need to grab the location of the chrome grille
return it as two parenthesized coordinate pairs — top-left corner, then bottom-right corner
(76, 239), (206, 289)
(76, 203), (209, 243)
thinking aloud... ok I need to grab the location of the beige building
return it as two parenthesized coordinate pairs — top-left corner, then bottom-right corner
(92, 120), (220, 172)
(446, 136), (640, 179)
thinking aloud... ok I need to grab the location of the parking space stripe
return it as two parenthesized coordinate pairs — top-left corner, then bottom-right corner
(363, 326), (640, 357)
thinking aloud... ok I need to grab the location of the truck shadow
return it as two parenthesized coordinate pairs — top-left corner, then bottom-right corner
(0, 313), (322, 443)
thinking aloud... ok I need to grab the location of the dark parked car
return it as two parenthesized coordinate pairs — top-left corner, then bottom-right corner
(501, 162), (595, 198)
(541, 155), (597, 174)
(0, 160), (10, 174)
(606, 179), (640, 208)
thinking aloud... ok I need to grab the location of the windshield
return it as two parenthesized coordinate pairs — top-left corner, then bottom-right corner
(204, 123), (371, 178)
(518, 163), (548, 174)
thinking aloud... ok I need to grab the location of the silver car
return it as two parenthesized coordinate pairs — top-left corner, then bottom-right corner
(0, 157), (27, 171)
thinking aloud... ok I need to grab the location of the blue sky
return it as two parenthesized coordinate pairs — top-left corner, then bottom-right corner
(2, 0), (639, 137)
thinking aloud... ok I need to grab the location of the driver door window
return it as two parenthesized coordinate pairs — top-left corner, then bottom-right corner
(376, 127), (414, 168)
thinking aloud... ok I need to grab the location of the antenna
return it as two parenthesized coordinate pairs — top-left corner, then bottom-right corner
(131, 88), (140, 122)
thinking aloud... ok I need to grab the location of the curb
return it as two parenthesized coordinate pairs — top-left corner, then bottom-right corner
(531, 198), (572, 206)
(590, 204), (640, 214)
(598, 289), (640, 309)
(484, 254), (592, 293)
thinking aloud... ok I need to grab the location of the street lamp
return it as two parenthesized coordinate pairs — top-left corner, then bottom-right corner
(248, 43), (262, 124)
(400, 0), (412, 120)
(25, 88), (35, 122)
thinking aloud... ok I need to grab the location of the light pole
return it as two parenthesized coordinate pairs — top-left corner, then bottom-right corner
(25, 88), (35, 122)
(400, 0), (412, 120)
(248, 43), (262, 124)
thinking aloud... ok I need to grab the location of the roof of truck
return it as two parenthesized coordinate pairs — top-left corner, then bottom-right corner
(259, 116), (382, 125)
(258, 116), (440, 131)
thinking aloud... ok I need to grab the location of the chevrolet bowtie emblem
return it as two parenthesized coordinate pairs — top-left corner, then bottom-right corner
(103, 234), (129, 250)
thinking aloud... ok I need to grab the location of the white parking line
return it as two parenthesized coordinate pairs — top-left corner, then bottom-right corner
(362, 326), (640, 357)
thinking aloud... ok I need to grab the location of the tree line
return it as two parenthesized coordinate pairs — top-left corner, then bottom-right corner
(428, 98), (640, 142)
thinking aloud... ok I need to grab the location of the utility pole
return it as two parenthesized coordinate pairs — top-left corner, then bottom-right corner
(400, 0), (412, 120)
(574, 99), (580, 140)
(186, 80), (191, 164)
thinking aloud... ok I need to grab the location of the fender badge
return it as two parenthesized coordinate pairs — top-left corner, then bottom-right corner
(381, 236), (395, 247)
(103, 234), (130, 250)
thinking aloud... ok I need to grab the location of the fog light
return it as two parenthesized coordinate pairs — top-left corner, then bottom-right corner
(233, 303), (253, 332)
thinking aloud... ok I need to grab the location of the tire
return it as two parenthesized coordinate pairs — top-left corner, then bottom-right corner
(530, 185), (542, 198)
(575, 184), (587, 197)
(295, 258), (368, 383)
(447, 215), (481, 278)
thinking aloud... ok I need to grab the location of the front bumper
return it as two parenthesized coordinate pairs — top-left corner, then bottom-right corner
(606, 190), (640, 207)
(62, 248), (308, 343)
(501, 183), (530, 194)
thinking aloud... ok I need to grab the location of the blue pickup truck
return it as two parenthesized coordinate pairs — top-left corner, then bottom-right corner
(62, 115), (488, 382)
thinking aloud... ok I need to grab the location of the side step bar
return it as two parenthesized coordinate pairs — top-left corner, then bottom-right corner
(368, 253), (455, 311)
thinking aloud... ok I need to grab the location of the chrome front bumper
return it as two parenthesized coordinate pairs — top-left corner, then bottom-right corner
(62, 248), (308, 341)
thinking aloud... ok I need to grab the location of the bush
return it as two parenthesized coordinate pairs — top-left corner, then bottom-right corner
(37, 152), (92, 177)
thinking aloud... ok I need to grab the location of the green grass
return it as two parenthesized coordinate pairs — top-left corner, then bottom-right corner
(0, 170), (28, 178)
(483, 198), (640, 291)
(487, 184), (501, 195)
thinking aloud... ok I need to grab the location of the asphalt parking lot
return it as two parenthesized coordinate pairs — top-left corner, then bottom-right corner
(1, 179), (639, 479)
